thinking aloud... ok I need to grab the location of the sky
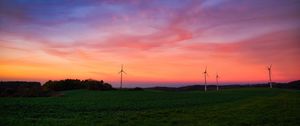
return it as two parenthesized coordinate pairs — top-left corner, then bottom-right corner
(0, 0), (300, 87)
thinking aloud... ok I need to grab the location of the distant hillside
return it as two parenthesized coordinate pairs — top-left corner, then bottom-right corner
(274, 80), (300, 89)
(147, 80), (300, 91)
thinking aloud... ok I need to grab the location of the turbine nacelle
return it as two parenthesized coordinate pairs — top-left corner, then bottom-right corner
(119, 64), (127, 74)
(267, 64), (272, 71)
(203, 66), (208, 76)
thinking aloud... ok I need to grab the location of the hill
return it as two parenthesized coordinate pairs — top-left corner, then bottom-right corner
(147, 80), (300, 91)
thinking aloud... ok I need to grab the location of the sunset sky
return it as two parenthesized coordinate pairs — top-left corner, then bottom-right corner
(0, 0), (299, 87)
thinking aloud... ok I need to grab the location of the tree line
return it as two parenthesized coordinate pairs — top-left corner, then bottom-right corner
(0, 79), (113, 97)
(43, 79), (113, 91)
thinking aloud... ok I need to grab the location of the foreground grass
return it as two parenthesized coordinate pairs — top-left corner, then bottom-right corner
(0, 88), (299, 126)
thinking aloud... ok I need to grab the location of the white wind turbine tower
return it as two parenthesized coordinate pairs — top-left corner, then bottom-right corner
(267, 64), (272, 88)
(216, 73), (220, 91)
(119, 64), (127, 89)
(203, 66), (208, 92)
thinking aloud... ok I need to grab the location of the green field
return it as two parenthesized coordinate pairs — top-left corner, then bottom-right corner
(0, 88), (300, 126)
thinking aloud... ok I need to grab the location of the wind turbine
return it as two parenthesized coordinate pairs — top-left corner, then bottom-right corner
(216, 73), (220, 91)
(119, 64), (126, 89)
(267, 64), (272, 88)
(203, 66), (208, 92)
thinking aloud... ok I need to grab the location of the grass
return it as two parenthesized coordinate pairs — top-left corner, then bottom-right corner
(0, 88), (300, 126)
